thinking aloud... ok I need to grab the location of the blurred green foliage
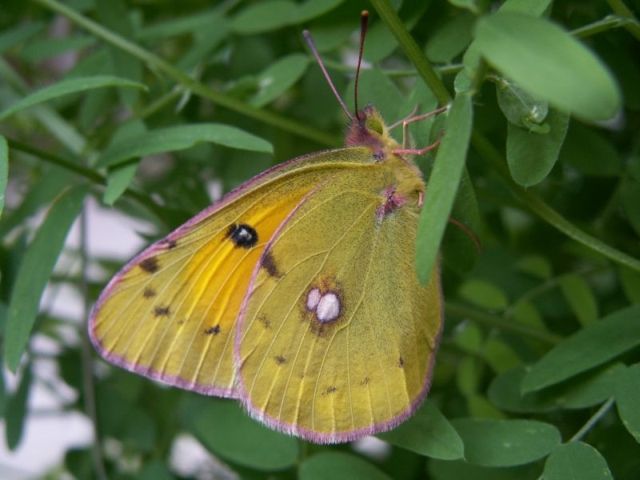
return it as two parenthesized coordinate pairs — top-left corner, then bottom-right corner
(1, 0), (640, 478)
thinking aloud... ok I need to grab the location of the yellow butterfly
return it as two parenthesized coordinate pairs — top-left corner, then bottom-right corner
(89, 14), (443, 444)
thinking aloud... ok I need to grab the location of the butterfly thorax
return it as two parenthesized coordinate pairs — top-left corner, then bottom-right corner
(347, 105), (425, 215)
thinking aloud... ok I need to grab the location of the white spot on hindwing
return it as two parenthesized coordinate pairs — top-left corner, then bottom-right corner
(306, 288), (341, 323)
(316, 293), (340, 322)
(306, 288), (321, 311)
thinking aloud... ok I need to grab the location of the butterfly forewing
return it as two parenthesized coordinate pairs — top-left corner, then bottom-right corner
(90, 163), (332, 397)
(236, 156), (443, 443)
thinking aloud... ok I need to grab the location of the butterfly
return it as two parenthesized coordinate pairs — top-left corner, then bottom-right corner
(89, 12), (444, 444)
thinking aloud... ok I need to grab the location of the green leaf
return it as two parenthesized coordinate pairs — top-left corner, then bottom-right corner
(459, 279), (509, 310)
(0, 22), (44, 54)
(448, 0), (480, 14)
(139, 460), (174, 480)
(522, 304), (640, 393)
(426, 14), (475, 63)
(559, 274), (598, 326)
(475, 12), (621, 121)
(103, 162), (138, 206)
(497, 78), (549, 130)
(4, 365), (32, 450)
(417, 93), (473, 284)
(97, 124), (273, 168)
(615, 363), (640, 443)
(451, 418), (561, 467)
(378, 400), (465, 460)
(0, 135), (7, 217)
(0, 75), (146, 121)
(559, 124), (622, 177)
(292, 0), (345, 23)
(498, 0), (551, 15)
(231, 0), (295, 34)
(184, 397), (298, 471)
(489, 364), (625, 413)
(300, 452), (391, 480)
(543, 442), (613, 480)
(430, 459), (541, 480)
(506, 108), (569, 187)
(250, 54), (310, 107)
(621, 177), (640, 237)
(619, 266), (640, 304)
(4, 187), (87, 371)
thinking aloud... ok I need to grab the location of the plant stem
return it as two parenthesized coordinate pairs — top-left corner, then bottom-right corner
(571, 15), (634, 38)
(472, 131), (640, 273)
(606, 0), (640, 40)
(8, 139), (164, 220)
(569, 397), (615, 442)
(34, 0), (339, 147)
(445, 302), (562, 344)
(369, 0), (452, 105)
(79, 206), (108, 480)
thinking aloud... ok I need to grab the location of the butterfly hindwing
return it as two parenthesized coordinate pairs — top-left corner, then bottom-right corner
(235, 156), (443, 442)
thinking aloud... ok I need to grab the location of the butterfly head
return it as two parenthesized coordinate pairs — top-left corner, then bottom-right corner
(346, 105), (400, 158)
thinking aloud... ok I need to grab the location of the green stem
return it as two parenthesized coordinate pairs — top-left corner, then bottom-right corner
(34, 0), (339, 147)
(569, 397), (615, 442)
(472, 132), (640, 273)
(369, 0), (452, 105)
(8, 139), (164, 220)
(445, 302), (562, 345)
(505, 266), (603, 317)
(79, 206), (108, 480)
(606, 0), (640, 41)
(320, 57), (464, 78)
(571, 15), (634, 38)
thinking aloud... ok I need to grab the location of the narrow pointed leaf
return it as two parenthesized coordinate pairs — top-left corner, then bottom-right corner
(522, 304), (640, 393)
(4, 187), (87, 371)
(250, 54), (309, 107)
(475, 12), (621, 121)
(0, 75), (146, 121)
(0, 135), (7, 217)
(4, 365), (32, 450)
(417, 93), (473, 284)
(97, 124), (272, 168)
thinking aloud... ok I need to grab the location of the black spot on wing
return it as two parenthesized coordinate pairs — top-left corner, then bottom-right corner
(227, 223), (258, 248)
(139, 257), (159, 273)
(261, 251), (280, 277)
(274, 355), (287, 365)
(154, 305), (170, 316)
(398, 356), (405, 368)
(324, 386), (337, 395)
(143, 287), (156, 298)
(204, 325), (221, 335)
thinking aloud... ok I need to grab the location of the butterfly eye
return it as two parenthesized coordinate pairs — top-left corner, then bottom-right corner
(365, 115), (384, 136)
(227, 223), (258, 248)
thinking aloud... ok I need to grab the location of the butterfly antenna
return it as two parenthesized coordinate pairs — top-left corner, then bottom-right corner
(303, 30), (352, 120)
(354, 10), (369, 121)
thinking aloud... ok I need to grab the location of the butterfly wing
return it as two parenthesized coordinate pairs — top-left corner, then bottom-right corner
(235, 159), (443, 442)
(89, 148), (375, 397)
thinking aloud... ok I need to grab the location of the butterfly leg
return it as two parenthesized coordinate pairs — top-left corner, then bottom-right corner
(399, 106), (449, 149)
